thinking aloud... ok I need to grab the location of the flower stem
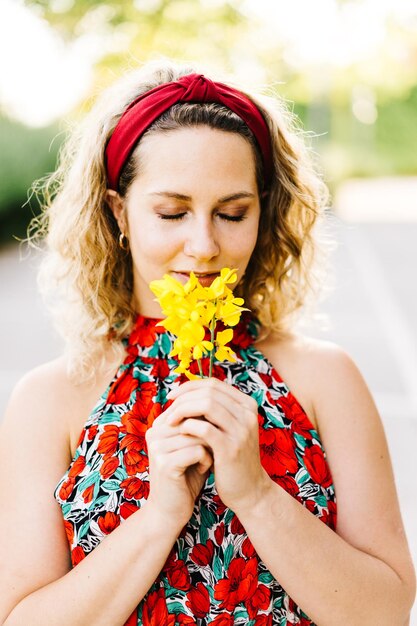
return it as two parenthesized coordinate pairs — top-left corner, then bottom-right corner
(198, 358), (204, 378)
(209, 312), (216, 378)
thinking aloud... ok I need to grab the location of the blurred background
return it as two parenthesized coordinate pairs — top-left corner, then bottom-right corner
(0, 0), (416, 619)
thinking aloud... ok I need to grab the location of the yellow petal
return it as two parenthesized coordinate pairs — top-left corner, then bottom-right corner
(215, 328), (234, 346)
(183, 369), (199, 380)
(215, 346), (237, 362)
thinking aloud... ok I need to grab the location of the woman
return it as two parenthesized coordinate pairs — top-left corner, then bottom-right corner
(0, 60), (414, 625)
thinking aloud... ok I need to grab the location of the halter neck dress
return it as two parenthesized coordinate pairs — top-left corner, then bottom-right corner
(54, 312), (337, 626)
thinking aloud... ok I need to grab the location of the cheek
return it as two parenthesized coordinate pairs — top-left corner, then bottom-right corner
(232, 220), (259, 256)
(128, 220), (180, 264)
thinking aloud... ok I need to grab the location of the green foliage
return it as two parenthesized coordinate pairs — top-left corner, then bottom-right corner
(318, 85), (417, 189)
(25, 0), (247, 72)
(0, 116), (61, 244)
(375, 85), (417, 174)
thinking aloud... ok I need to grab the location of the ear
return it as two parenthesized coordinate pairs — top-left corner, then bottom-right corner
(106, 189), (127, 232)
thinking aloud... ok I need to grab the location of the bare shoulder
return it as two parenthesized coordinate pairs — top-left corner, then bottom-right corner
(3, 356), (76, 442)
(254, 329), (357, 432)
(2, 349), (120, 461)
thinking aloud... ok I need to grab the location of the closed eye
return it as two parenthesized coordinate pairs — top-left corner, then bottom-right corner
(158, 213), (247, 222)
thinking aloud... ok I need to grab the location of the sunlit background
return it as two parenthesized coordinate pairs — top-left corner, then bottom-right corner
(1, 0), (416, 619)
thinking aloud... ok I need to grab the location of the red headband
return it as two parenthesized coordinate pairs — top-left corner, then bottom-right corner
(105, 73), (273, 191)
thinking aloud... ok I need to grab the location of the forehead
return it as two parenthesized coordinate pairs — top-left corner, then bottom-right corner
(133, 126), (258, 189)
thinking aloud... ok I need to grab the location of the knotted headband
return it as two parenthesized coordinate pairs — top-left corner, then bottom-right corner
(105, 73), (273, 191)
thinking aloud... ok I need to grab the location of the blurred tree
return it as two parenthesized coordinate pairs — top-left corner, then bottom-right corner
(0, 115), (61, 244)
(25, 0), (249, 74)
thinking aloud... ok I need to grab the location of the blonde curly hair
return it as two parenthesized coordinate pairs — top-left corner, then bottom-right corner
(29, 58), (331, 381)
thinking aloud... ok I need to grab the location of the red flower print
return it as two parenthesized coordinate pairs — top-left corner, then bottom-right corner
(68, 455), (86, 478)
(304, 500), (316, 514)
(303, 445), (333, 488)
(120, 404), (149, 452)
(320, 500), (337, 529)
(100, 456), (119, 479)
(191, 540), (215, 566)
(82, 484), (95, 504)
(214, 557), (258, 611)
(163, 547), (177, 570)
(64, 520), (74, 546)
(259, 428), (298, 477)
(59, 477), (75, 500)
(258, 372), (272, 388)
(278, 394), (313, 438)
(120, 501), (139, 519)
(213, 494), (227, 515)
(184, 360), (226, 381)
(231, 515), (245, 535)
(71, 545), (86, 566)
(107, 370), (137, 405)
(214, 523), (225, 546)
(120, 476), (150, 500)
(246, 584), (271, 619)
(185, 582), (210, 618)
(147, 402), (163, 429)
(254, 615), (273, 626)
(151, 359), (171, 380)
(210, 613), (234, 625)
(328, 499), (337, 529)
(97, 511), (120, 534)
(97, 424), (120, 457)
(231, 314), (253, 348)
(124, 449), (148, 476)
(275, 475), (299, 497)
(88, 424), (98, 440)
(129, 317), (164, 348)
(142, 587), (175, 626)
(177, 614), (197, 625)
(75, 428), (86, 449)
(166, 558), (191, 591)
(241, 537), (256, 558)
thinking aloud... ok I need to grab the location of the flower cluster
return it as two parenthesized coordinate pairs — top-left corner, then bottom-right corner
(149, 268), (248, 379)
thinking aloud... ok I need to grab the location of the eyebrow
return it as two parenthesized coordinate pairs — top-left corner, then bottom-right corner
(149, 191), (256, 204)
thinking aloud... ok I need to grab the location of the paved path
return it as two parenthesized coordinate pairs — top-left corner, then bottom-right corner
(1, 216), (416, 621)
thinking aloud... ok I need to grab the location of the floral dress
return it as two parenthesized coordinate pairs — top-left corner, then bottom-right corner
(54, 312), (337, 626)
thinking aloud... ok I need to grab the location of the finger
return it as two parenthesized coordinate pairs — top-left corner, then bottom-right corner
(165, 394), (239, 431)
(179, 417), (224, 452)
(168, 378), (258, 412)
(149, 433), (209, 454)
(152, 399), (177, 425)
(167, 444), (213, 474)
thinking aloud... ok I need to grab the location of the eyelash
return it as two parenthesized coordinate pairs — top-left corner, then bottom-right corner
(158, 213), (247, 222)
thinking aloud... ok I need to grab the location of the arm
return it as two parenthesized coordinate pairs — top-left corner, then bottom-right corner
(0, 362), (211, 626)
(165, 346), (416, 626)
(235, 346), (416, 626)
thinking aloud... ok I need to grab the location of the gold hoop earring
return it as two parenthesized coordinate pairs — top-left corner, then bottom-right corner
(118, 232), (129, 250)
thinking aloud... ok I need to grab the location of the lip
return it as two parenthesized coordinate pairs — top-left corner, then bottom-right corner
(173, 271), (220, 286)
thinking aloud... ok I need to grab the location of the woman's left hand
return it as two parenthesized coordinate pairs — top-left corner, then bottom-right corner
(164, 378), (272, 512)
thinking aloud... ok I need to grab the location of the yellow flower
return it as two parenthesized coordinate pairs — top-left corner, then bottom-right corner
(217, 297), (248, 326)
(149, 267), (249, 378)
(214, 328), (236, 362)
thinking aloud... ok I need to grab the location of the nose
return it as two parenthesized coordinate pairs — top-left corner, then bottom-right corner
(183, 217), (220, 260)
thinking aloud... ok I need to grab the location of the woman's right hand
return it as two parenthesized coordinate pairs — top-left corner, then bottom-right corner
(145, 408), (213, 525)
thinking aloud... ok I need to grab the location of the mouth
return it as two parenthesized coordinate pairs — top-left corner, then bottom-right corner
(172, 271), (220, 286)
